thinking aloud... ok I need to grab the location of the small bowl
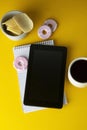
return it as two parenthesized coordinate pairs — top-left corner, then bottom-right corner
(0, 11), (33, 41)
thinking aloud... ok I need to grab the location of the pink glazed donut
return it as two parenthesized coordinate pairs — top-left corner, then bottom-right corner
(14, 56), (28, 71)
(38, 25), (52, 39)
(44, 19), (57, 32)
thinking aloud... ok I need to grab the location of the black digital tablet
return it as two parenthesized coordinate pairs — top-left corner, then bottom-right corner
(24, 44), (67, 108)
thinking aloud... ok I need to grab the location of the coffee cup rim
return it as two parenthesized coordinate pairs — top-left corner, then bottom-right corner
(68, 57), (87, 88)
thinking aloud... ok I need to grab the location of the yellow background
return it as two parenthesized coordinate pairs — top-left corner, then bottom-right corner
(0, 0), (87, 130)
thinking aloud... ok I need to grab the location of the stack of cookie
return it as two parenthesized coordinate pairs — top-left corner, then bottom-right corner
(2, 13), (33, 36)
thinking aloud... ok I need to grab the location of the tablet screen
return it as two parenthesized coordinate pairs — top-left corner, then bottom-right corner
(24, 44), (67, 108)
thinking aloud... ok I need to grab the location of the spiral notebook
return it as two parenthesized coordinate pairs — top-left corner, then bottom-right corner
(13, 40), (67, 113)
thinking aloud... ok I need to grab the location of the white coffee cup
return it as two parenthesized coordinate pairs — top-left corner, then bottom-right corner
(0, 11), (33, 41)
(68, 57), (87, 88)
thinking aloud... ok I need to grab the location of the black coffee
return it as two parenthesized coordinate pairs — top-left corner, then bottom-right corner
(70, 60), (87, 83)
